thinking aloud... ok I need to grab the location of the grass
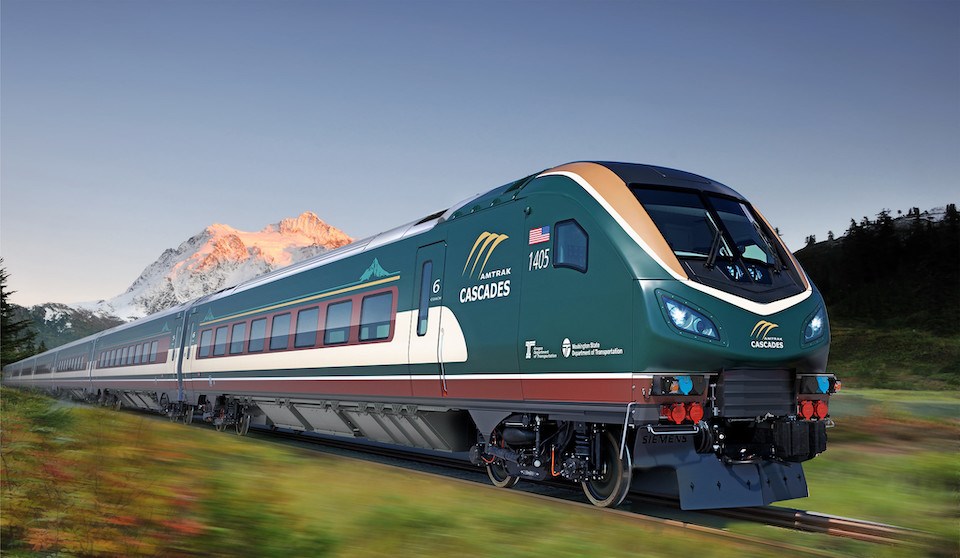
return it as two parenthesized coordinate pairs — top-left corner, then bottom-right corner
(827, 323), (960, 390)
(763, 388), (960, 557)
(0, 388), (791, 557)
(2, 387), (957, 557)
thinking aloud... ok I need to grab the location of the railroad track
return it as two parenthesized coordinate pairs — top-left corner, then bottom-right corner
(243, 425), (927, 550)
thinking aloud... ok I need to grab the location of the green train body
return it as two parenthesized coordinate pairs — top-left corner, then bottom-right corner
(2, 162), (836, 509)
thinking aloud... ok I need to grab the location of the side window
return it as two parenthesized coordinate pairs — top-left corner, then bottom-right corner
(150, 341), (159, 362)
(270, 313), (291, 351)
(417, 261), (432, 336)
(360, 291), (393, 342)
(554, 220), (589, 273)
(324, 300), (353, 345)
(134, 344), (143, 364)
(121, 347), (129, 365)
(213, 326), (229, 356)
(230, 323), (247, 354)
(198, 329), (214, 358)
(141, 343), (150, 363)
(295, 307), (320, 348)
(127, 346), (135, 365)
(248, 318), (267, 352)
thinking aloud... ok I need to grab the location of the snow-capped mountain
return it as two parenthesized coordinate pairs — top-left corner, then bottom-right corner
(78, 212), (352, 320)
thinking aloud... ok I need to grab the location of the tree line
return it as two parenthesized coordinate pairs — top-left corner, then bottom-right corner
(1, 260), (45, 367)
(795, 204), (959, 335)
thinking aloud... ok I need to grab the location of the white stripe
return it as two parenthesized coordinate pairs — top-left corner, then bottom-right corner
(539, 170), (812, 316)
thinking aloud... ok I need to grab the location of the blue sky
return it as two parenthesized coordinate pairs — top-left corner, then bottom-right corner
(2, 0), (957, 306)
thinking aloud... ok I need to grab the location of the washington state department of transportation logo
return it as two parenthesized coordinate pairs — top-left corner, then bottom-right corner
(561, 338), (572, 358)
(750, 320), (784, 350)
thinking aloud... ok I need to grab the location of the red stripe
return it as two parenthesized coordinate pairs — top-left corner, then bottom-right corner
(181, 376), (635, 403)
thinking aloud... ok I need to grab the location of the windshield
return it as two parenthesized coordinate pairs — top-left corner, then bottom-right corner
(632, 187), (778, 266)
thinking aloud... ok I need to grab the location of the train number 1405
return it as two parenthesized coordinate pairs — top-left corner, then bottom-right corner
(529, 248), (550, 271)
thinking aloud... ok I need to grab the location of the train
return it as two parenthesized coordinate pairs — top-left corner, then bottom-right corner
(2, 161), (838, 510)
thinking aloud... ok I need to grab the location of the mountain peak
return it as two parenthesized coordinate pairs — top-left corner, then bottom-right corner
(266, 212), (353, 248)
(80, 212), (354, 320)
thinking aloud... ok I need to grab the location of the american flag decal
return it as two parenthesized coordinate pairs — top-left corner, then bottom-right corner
(528, 225), (551, 245)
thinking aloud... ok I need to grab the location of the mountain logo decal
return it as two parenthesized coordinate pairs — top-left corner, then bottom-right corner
(360, 258), (397, 281)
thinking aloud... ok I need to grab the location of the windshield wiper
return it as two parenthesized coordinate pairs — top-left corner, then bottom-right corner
(752, 222), (785, 273)
(705, 229), (723, 269)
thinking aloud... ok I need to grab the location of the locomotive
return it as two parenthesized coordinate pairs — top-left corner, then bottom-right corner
(2, 161), (838, 509)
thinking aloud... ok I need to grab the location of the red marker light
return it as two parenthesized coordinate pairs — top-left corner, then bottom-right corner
(799, 400), (815, 420)
(669, 403), (687, 424)
(687, 402), (704, 423)
(814, 400), (829, 419)
(833, 379), (842, 392)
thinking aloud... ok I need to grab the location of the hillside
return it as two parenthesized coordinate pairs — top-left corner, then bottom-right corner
(9, 303), (125, 352)
(795, 204), (959, 388)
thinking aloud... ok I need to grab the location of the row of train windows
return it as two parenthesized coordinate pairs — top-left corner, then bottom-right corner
(56, 355), (86, 372)
(99, 341), (160, 368)
(198, 290), (394, 359)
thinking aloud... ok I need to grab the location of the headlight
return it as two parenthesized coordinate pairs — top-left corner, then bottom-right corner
(661, 295), (719, 340)
(803, 306), (827, 343)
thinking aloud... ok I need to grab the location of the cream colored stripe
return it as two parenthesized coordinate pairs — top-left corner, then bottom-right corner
(540, 166), (812, 316)
(541, 162), (687, 279)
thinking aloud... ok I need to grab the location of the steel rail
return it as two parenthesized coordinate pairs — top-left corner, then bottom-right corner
(243, 426), (926, 549)
(70, 398), (929, 551)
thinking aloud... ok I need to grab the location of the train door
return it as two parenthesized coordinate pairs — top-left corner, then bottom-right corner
(409, 242), (447, 398)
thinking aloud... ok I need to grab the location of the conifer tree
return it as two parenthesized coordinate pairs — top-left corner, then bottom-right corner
(1, 259), (38, 367)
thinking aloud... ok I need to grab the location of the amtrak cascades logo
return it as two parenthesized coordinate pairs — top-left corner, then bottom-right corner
(750, 320), (784, 350)
(459, 232), (511, 304)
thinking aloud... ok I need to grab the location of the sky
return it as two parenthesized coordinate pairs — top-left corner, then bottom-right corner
(2, 0), (957, 306)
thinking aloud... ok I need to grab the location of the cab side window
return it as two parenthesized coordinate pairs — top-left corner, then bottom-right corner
(554, 219), (588, 272)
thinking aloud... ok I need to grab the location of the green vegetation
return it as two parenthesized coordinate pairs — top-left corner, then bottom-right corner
(795, 205), (960, 389)
(766, 389), (959, 556)
(827, 324), (959, 389)
(1, 260), (40, 367)
(795, 205), (958, 335)
(9, 303), (125, 354)
(5, 388), (944, 557)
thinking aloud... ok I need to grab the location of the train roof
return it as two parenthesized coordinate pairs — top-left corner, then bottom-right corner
(574, 162), (745, 199)
(5, 160), (747, 368)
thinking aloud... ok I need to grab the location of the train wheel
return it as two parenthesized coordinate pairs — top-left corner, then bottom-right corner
(486, 461), (519, 488)
(582, 431), (632, 508)
(235, 413), (251, 436)
(182, 405), (195, 425)
(112, 396), (122, 411)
